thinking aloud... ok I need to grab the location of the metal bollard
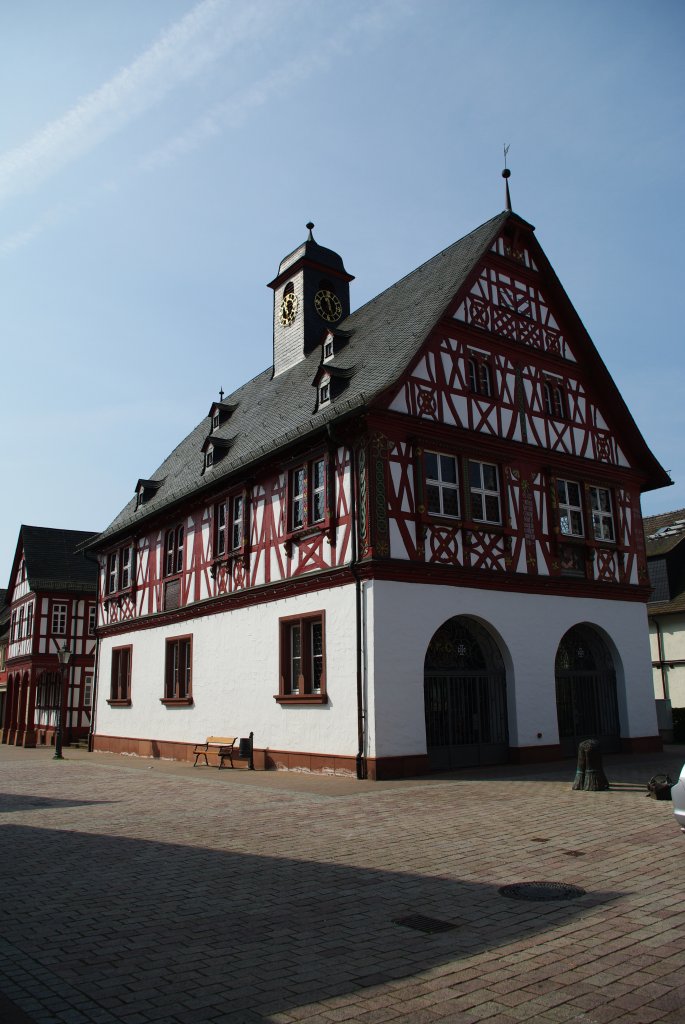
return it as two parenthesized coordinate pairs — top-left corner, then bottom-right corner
(572, 738), (609, 791)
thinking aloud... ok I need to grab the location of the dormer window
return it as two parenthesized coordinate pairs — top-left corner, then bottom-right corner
(207, 399), (237, 432)
(319, 382), (331, 405)
(201, 434), (232, 473)
(135, 478), (163, 509)
(323, 338), (334, 361)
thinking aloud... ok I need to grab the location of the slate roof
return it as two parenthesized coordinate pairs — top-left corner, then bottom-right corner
(18, 526), (99, 594)
(0, 589), (9, 638)
(643, 509), (685, 558)
(92, 212), (510, 548)
(90, 208), (670, 551)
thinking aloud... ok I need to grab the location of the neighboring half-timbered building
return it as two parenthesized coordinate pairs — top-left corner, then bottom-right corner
(3, 526), (98, 748)
(0, 590), (9, 731)
(87, 207), (670, 778)
(644, 509), (685, 719)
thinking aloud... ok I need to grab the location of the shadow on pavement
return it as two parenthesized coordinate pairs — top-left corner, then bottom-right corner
(0, 792), (115, 814)
(0, 823), (622, 1024)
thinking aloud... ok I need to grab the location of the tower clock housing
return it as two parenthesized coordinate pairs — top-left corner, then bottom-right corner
(268, 223), (354, 377)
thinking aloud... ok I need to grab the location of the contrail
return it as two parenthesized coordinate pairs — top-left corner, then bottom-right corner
(0, 0), (287, 204)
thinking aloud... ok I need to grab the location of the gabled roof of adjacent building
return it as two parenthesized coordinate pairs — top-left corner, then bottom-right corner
(644, 509), (685, 615)
(8, 526), (99, 601)
(90, 208), (671, 550)
(644, 509), (685, 558)
(0, 589), (9, 638)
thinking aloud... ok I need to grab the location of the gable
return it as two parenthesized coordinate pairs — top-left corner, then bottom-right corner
(452, 241), (575, 362)
(384, 227), (662, 475)
(8, 540), (30, 605)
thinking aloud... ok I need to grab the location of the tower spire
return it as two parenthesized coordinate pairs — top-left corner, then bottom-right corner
(502, 144), (512, 212)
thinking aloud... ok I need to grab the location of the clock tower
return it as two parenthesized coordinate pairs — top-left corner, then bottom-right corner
(268, 223), (354, 377)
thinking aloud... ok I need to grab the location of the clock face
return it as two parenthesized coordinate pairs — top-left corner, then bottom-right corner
(279, 291), (298, 326)
(314, 289), (342, 323)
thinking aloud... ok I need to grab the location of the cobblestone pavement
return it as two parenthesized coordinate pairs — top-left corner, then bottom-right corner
(1, 744), (684, 1024)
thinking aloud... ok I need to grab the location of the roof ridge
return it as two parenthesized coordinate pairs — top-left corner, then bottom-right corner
(643, 508), (685, 524)
(344, 211), (508, 323)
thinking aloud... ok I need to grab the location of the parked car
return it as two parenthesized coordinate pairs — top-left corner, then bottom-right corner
(673, 764), (685, 832)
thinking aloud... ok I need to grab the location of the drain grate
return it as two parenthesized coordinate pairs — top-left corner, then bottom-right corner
(499, 881), (586, 902)
(393, 914), (458, 934)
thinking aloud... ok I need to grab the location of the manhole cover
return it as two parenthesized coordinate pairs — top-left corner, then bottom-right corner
(393, 914), (457, 933)
(498, 881), (586, 902)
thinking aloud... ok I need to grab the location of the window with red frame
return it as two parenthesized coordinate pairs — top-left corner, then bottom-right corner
(106, 545), (134, 594)
(289, 458), (326, 532)
(468, 356), (493, 397)
(109, 646), (132, 704)
(164, 525), (185, 576)
(215, 493), (247, 557)
(277, 614), (326, 702)
(164, 636), (192, 702)
(215, 500), (227, 557)
(544, 380), (566, 419)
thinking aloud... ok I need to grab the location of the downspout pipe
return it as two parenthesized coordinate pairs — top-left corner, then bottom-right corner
(327, 423), (365, 780)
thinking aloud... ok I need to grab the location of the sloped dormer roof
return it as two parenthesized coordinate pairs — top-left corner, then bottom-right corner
(89, 209), (670, 549)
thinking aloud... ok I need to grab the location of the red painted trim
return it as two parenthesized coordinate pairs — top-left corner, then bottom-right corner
(267, 257), (354, 292)
(620, 735), (663, 754)
(98, 566), (355, 638)
(96, 549), (652, 644)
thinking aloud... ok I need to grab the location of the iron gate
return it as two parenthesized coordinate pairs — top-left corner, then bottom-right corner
(555, 625), (620, 757)
(424, 669), (509, 769)
(555, 670), (620, 756)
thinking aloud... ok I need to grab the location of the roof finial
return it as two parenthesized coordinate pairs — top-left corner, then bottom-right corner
(502, 144), (512, 212)
(219, 387), (224, 402)
(306, 221), (315, 240)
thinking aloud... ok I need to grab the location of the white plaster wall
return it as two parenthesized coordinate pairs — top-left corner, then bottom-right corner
(365, 581), (658, 758)
(96, 583), (358, 756)
(649, 613), (685, 708)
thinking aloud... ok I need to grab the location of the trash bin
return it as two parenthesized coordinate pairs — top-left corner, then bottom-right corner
(238, 732), (254, 770)
(572, 738), (609, 791)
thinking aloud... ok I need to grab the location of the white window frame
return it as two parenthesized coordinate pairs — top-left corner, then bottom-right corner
(468, 461), (501, 525)
(590, 486), (615, 543)
(311, 459), (326, 524)
(557, 480), (584, 538)
(52, 603), (68, 636)
(231, 494), (244, 551)
(425, 452), (460, 518)
(291, 467), (306, 530)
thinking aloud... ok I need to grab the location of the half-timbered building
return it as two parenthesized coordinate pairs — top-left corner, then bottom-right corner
(87, 206), (670, 778)
(3, 526), (98, 748)
(0, 590), (9, 731)
(644, 509), (685, 722)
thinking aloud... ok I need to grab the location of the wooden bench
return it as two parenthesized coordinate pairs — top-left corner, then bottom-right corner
(193, 733), (254, 770)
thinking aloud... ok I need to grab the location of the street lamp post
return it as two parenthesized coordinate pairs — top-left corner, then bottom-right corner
(54, 643), (72, 761)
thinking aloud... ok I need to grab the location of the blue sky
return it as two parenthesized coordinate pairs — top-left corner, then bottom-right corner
(1, 0), (683, 586)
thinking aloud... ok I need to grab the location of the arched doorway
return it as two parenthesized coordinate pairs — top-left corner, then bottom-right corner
(424, 616), (509, 769)
(555, 624), (620, 757)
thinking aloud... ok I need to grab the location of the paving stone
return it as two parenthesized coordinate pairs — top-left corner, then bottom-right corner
(0, 744), (683, 1024)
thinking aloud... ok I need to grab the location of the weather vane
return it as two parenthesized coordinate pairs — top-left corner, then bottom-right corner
(502, 144), (512, 212)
